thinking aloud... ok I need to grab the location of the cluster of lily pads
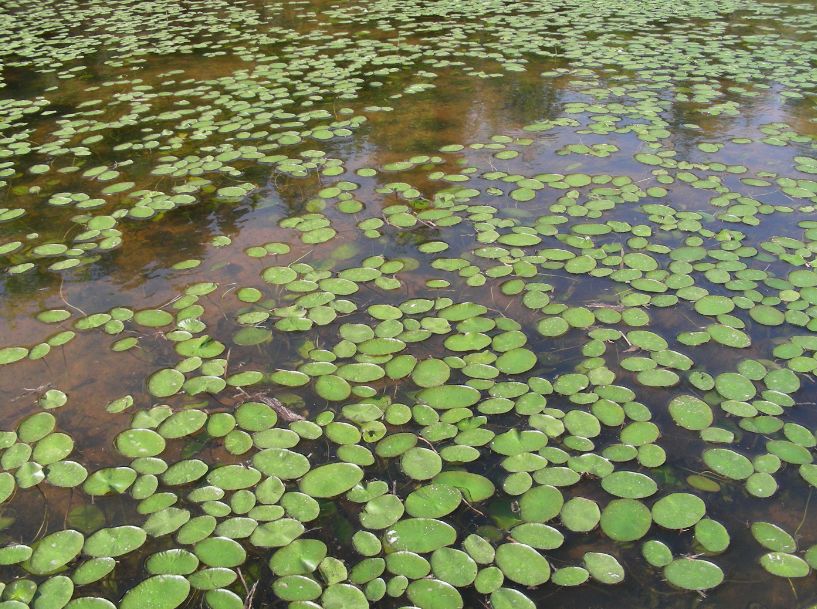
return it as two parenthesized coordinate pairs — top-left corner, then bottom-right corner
(2, 0), (817, 607)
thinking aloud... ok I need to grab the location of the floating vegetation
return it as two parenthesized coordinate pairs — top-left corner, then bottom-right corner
(1, 0), (817, 608)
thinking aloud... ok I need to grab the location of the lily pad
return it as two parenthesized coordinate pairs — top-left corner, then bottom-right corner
(299, 463), (364, 497)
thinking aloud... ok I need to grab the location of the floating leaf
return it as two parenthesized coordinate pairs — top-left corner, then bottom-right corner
(664, 559), (724, 590)
(652, 493), (706, 529)
(24, 530), (84, 575)
(299, 463), (364, 498)
(84, 526), (147, 558)
(119, 575), (190, 609)
(384, 519), (456, 553)
(495, 543), (550, 585)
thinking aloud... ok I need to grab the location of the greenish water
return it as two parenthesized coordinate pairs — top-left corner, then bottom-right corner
(1, 0), (817, 608)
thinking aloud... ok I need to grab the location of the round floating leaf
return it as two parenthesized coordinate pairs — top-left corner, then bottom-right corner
(47, 461), (88, 488)
(84, 526), (146, 558)
(668, 395), (713, 431)
(495, 543), (550, 586)
(652, 493), (706, 529)
(642, 540), (673, 568)
(510, 523), (564, 550)
(694, 296), (734, 316)
(418, 385), (481, 410)
(0, 346), (29, 365)
(714, 373), (756, 401)
(253, 450), (309, 479)
(761, 552), (810, 577)
(33, 575), (74, 609)
(405, 484), (462, 518)
(707, 324), (750, 348)
(600, 499), (652, 542)
(664, 559), (724, 590)
(384, 518), (457, 553)
(251, 519), (304, 548)
(583, 552), (624, 584)
(412, 359), (451, 388)
(144, 508), (191, 537)
(433, 471), (495, 502)
(119, 575), (190, 609)
(694, 519), (730, 553)
(0, 544), (32, 565)
(360, 494), (404, 530)
(115, 429), (166, 458)
(315, 375), (351, 401)
(751, 522), (796, 552)
(299, 463), (364, 498)
(72, 557), (115, 585)
(19, 412), (56, 442)
(134, 310), (173, 327)
(322, 583), (369, 609)
(749, 305), (785, 326)
(601, 471), (657, 499)
(519, 485), (563, 522)
(431, 548), (477, 587)
(552, 566), (589, 586)
(33, 433), (74, 465)
(703, 448), (753, 480)
(204, 589), (242, 609)
(148, 369), (185, 398)
(401, 448), (442, 481)
(490, 588), (535, 609)
(25, 530), (84, 575)
(405, 578), (463, 609)
(208, 464), (263, 489)
(560, 497), (600, 532)
(495, 349), (537, 375)
(194, 537), (246, 568)
(145, 549), (200, 575)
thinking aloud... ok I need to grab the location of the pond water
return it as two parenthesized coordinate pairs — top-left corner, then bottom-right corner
(1, 0), (817, 607)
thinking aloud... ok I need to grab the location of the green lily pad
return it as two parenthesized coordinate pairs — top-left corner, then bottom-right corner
(495, 348), (537, 375)
(299, 463), (364, 497)
(490, 588), (535, 609)
(714, 373), (756, 401)
(560, 497), (600, 532)
(384, 518), (457, 553)
(583, 552), (624, 584)
(600, 499), (652, 542)
(322, 583), (369, 609)
(703, 448), (754, 480)
(652, 493), (706, 529)
(400, 574), (458, 608)
(194, 537), (246, 568)
(751, 522), (796, 552)
(412, 359), (451, 388)
(84, 526), (146, 558)
(664, 558), (724, 590)
(115, 429), (166, 458)
(148, 369), (185, 398)
(418, 385), (481, 409)
(601, 471), (657, 499)
(24, 530), (84, 575)
(760, 553), (810, 578)
(119, 575), (190, 609)
(694, 519), (730, 553)
(401, 448), (443, 481)
(495, 543), (550, 586)
(668, 395), (713, 430)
